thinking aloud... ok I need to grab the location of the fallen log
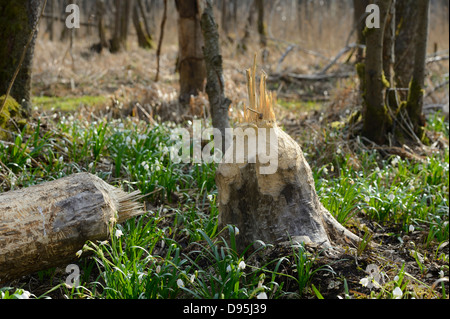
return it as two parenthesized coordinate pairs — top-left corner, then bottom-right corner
(0, 173), (143, 284)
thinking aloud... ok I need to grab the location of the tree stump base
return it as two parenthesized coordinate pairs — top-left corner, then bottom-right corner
(216, 59), (361, 253)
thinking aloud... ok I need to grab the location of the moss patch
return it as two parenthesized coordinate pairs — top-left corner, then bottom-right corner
(0, 95), (21, 140)
(32, 95), (109, 111)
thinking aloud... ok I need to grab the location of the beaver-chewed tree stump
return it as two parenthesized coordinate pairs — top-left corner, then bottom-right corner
(216, 58), (361, 253)
(0, 172), (143, 284)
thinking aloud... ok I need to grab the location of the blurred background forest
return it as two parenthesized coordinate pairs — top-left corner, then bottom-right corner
(29, 0), (449, 122)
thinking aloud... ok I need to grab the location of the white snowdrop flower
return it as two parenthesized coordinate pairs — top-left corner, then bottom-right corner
(177, 279), (185, 288)
(187, 120), (193, 126)
(392, 287), (403, 299)
(126, 136), (131, 144)
(58, 156), (64, 163)
(439, 270), (444, 278)
(162, 208), (168, 213)
(16, 290), (32, 299)
(76, 250), (83, 258)
(26, 158), (31, 165)
(388, 193), (395, 201)
(257, 292), (268, 299)
(207, 194), (213, 201)
(238, 260), (246, 270)
(226, 265), (232, 273)
(88, 162), (94, 169)
(131, 139), (136, 146)
(359, 277), (370, 288)
(190, 274), (196, 283)
(234, 226), (240, 235)
(115, 229), (123, 238)
(394, 275), (399, 282)
(156, 265), (161, 274)
(409, 225), (415, 232)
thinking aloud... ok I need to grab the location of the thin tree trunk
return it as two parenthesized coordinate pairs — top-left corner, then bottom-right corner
(383, 0), (397, 109)
(175, 0), (206, 105)
(221, 0), (228, 35)
(132, 2), (153, 49)
(155, 0), (167, 82)
(353, 0), (369, 64)
(96, 0), (110, 51)
(362, 0), (392, 145)
(238, 0), (255, 54)
(110, 0), (132, 52)
(200, 0), (231, 150)
(255, 0), (266, 48)
(394, 0), (418, 98)
(406, 0), (430, 134)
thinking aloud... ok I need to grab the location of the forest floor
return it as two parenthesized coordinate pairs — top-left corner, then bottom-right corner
(1, 37), (448, 300)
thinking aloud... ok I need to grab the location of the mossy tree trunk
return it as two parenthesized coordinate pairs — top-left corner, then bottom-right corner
(132, 1), (153, 49)
(0, 0), (42, 116)
(361, 0), (392, 145)
(405, 0), (430, 138)
(175, 0), (206, 105)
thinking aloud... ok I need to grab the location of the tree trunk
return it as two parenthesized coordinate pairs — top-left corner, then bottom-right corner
(216, 60), (361, 253)
(96, 0), (110, 51)
(0, 173), (143, 284)
(255, 0), (267, 48)
(238, 0), (255, 54)
(394, 0), (418, 99)
(200, 0), (231, 150)
(361, 0), (392, 145)
(0, 0), (42, 115)
(383, 0), (396, 109)
(110, 0), (132, 53)
(353, 0), (369, 64)
(405, 0), (429, 136)
(221, 0), (228, 35)
(175, 0), (206, 105)
(132, 2), (153, 49)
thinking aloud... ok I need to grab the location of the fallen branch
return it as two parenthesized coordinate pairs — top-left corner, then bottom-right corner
(268, 71), (355, 82)
(318, 43), (365, 74)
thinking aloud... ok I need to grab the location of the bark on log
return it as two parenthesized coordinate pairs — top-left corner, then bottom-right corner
(216, 58), (361, 253)
(0, 173), (143, 284)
